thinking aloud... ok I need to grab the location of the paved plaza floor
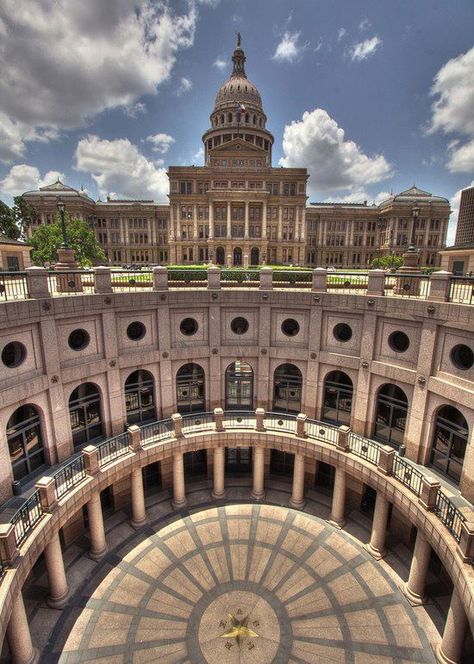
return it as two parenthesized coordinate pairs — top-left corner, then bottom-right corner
(3, 479), (448, 663)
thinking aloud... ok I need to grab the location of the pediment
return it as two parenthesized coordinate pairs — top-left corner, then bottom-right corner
(210, 137), (267, 157)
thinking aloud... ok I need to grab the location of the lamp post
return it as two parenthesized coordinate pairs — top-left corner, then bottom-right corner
(407, 203), (420, 253)
(56, 199), (69, 249)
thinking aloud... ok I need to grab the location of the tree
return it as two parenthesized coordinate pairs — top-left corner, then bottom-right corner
(0, 200), (20, 239)
(13, 196), (38, 239)
(370, 255), (404, 270)
(30, 214), (106, 267)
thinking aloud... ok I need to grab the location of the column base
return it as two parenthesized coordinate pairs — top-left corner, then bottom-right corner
(130, 516), (148, 531)
(47, 588), (70, 610)
(364, 542), (386, 560)
(435, 646), (460, 664)
(250, 490), (265, 501)
(211, 490), (226, 500)
(89, 545), (108, 562)
(289, 498), (305, 510)
(327, 518), (345, 530)
(172, 498), (188, 510)
(401, 583), (428, 606)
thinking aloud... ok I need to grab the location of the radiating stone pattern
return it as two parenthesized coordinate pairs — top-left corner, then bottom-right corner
(51, 504), (435, 663)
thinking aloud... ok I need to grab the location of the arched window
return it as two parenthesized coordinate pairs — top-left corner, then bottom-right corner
(7, 405), (45, 481)
(69, 383), (103, 447)
(253, 114), (257, 125)
(373, 384), (408, 449)
(125, 370), (156, 425)
(323, 371), (353, 425)
(430, 406), (469, 484)
(245, 113), (249, 123)
(176, 363), (205, 413)
(250, 247), (259, 265)
(273, 364), (302, 413)
(221, 114), (224, 125)
(225, 361), (254, 410)
(228, 112), (232, 123)
(233, 247), (242, 266)
(216, 246), (225, 265)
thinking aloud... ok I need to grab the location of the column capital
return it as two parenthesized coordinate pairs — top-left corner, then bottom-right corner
(36, 476), (58, 512)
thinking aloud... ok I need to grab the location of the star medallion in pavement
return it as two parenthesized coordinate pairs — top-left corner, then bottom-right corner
(220, 613), (259, 649)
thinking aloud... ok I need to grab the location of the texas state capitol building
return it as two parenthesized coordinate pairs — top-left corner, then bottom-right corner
(22, 38), (450, 268)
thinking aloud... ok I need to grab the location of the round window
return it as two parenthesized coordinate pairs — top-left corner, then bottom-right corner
(127, 321), (146, 341)
(333, 323), (352, 342)
(388, 331), (410, 353)
(180, 317), (198, 336)
(1, 341), (27, 368)
(281, 318), (300, 337)
(450, 344), (474, 370)
(68, 329), (90, 351)
(230, 317), (249, 335)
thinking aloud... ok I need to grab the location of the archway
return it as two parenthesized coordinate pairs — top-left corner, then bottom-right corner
(273, 363), (303, 413)
(323, 371), (353, 425)
(7, 404), (45, 481)
(250, 247), (259, 266)
(225, 361), (254, 410)
(233, 246), (242, 266)
(125, 370), (156, 425)
(69, 383), (103, 447)
(430, 405), (469, 484)
(176, 363), (206, 413)
(216, 246), (225, 265)
(373, 383), (408, 449)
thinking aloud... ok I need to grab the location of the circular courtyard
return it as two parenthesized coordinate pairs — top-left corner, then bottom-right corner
(43, 504), (437, 663)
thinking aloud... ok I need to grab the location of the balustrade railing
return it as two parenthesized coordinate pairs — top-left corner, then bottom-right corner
(272, 271), (312, 288)
(0, 271), (28, 301)
(327, 272), (368, 293)
(384, 273), (430, 299)
(110, 270), (152, 292)
(167, 269), (207, 287)
(54, 455), (86, 500)
(97, 432), (129, 466)
(221, 269), (259, 286)
(47, 270), (95, 296)
(0, 410), (471, 573)
(448, 276), (474, 304)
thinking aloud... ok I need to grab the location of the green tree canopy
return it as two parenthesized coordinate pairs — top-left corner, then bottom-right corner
(30, 214), (106, 267)
(13, 196), (38, 239)
(0, 200), (20, 239)
(370, 255), (404, 270)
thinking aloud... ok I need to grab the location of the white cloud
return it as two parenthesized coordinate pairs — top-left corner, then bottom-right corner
(0, 0), (197, 162)
(177, 77), (192, 95)
(359, 19), (371, 31)
(213, 57), (227, 70)
(0, 165), (64, 196)
(75, 135), (168, 201)
(349, 36), (382, 61)
(192, 147), (204, 163)
(429, 47), (474, 174)
(448, 180), (474, 245)
(322, 190), (391, 205)
(146, 133), (176, 154)
(124, 102), (147, 119)
(337, 27), (346, 41)
(273, 31), (305, 63)
(279, 108), (392, 196)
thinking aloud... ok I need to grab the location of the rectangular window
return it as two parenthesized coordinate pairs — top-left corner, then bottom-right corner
(180, 181), (192, 194)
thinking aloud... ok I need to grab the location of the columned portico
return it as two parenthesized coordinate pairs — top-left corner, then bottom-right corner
(366, 491), (390, 559)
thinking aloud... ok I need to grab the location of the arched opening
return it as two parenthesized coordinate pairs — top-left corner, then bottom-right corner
(323, 371), (353, 425)
(253, 114), (256, 125)
(124, 370), (156, 425)
(373, 384), (408, 449)
(245, 113), (249, 124)
(216, 246), (225, 265)
(225, 361), (254, 410)
(220, 114), (224, 125)
(273, 363), (303, 413)
(233, 246), (243, 266)
(176, 363), (205, 413)
(228, 112), (232, 123)
(7, 405), (45, 481)
(69, 383), (103, 448)
(250, 247), (259, 266)
(430, 405), (469, 484)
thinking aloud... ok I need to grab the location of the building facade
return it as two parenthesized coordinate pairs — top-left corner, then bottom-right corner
(22, 40), (450, 267)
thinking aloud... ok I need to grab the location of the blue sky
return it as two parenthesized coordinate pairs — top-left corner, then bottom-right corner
(0, 0), (473, 242)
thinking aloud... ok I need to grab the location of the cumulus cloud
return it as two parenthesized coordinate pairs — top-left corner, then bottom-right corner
(448, 180), (474, 245)
(177, 77), (192, 95)
(429, 47), (474, 173)
(0, 0), (197, 162)
(75, 135), (168, 201)
(273, 31), (305, 63)
(0, 165), (64, 196)
(337, 27), (346, 41)
(146, 133), (175, 154)
(359, 19), (371, 31)
(322, 190), (391, 205)
(213, 57), (227, 70)
(349, 36), (382, 61)
(279, 108), (392, 196)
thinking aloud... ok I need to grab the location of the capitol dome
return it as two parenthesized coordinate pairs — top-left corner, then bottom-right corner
(214, 36), (263, 112)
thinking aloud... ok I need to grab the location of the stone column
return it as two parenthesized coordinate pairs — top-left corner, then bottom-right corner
(277, 206), (283, 241)
(87, 491), (107, 561)
(193, 203), (198, 240)
(130, 467), (147, 529)
(366, 492), (390, 559)
(6, 592), (38, 664)
(227, 202), (232, 239)
(251, 447), (265, 500)
(209, 203), (214, 239)
(262, 201), (267, 240)
(329, 467), (346, 528)
(43, 531), (69, 608)
(244, 201), (249, 239)
(403, 529), (431, 605)
(212, 447), (226, 499)
(289, 453), (305, 509)
(172, 452), (187, 509)
(436, 587), (468, 664)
